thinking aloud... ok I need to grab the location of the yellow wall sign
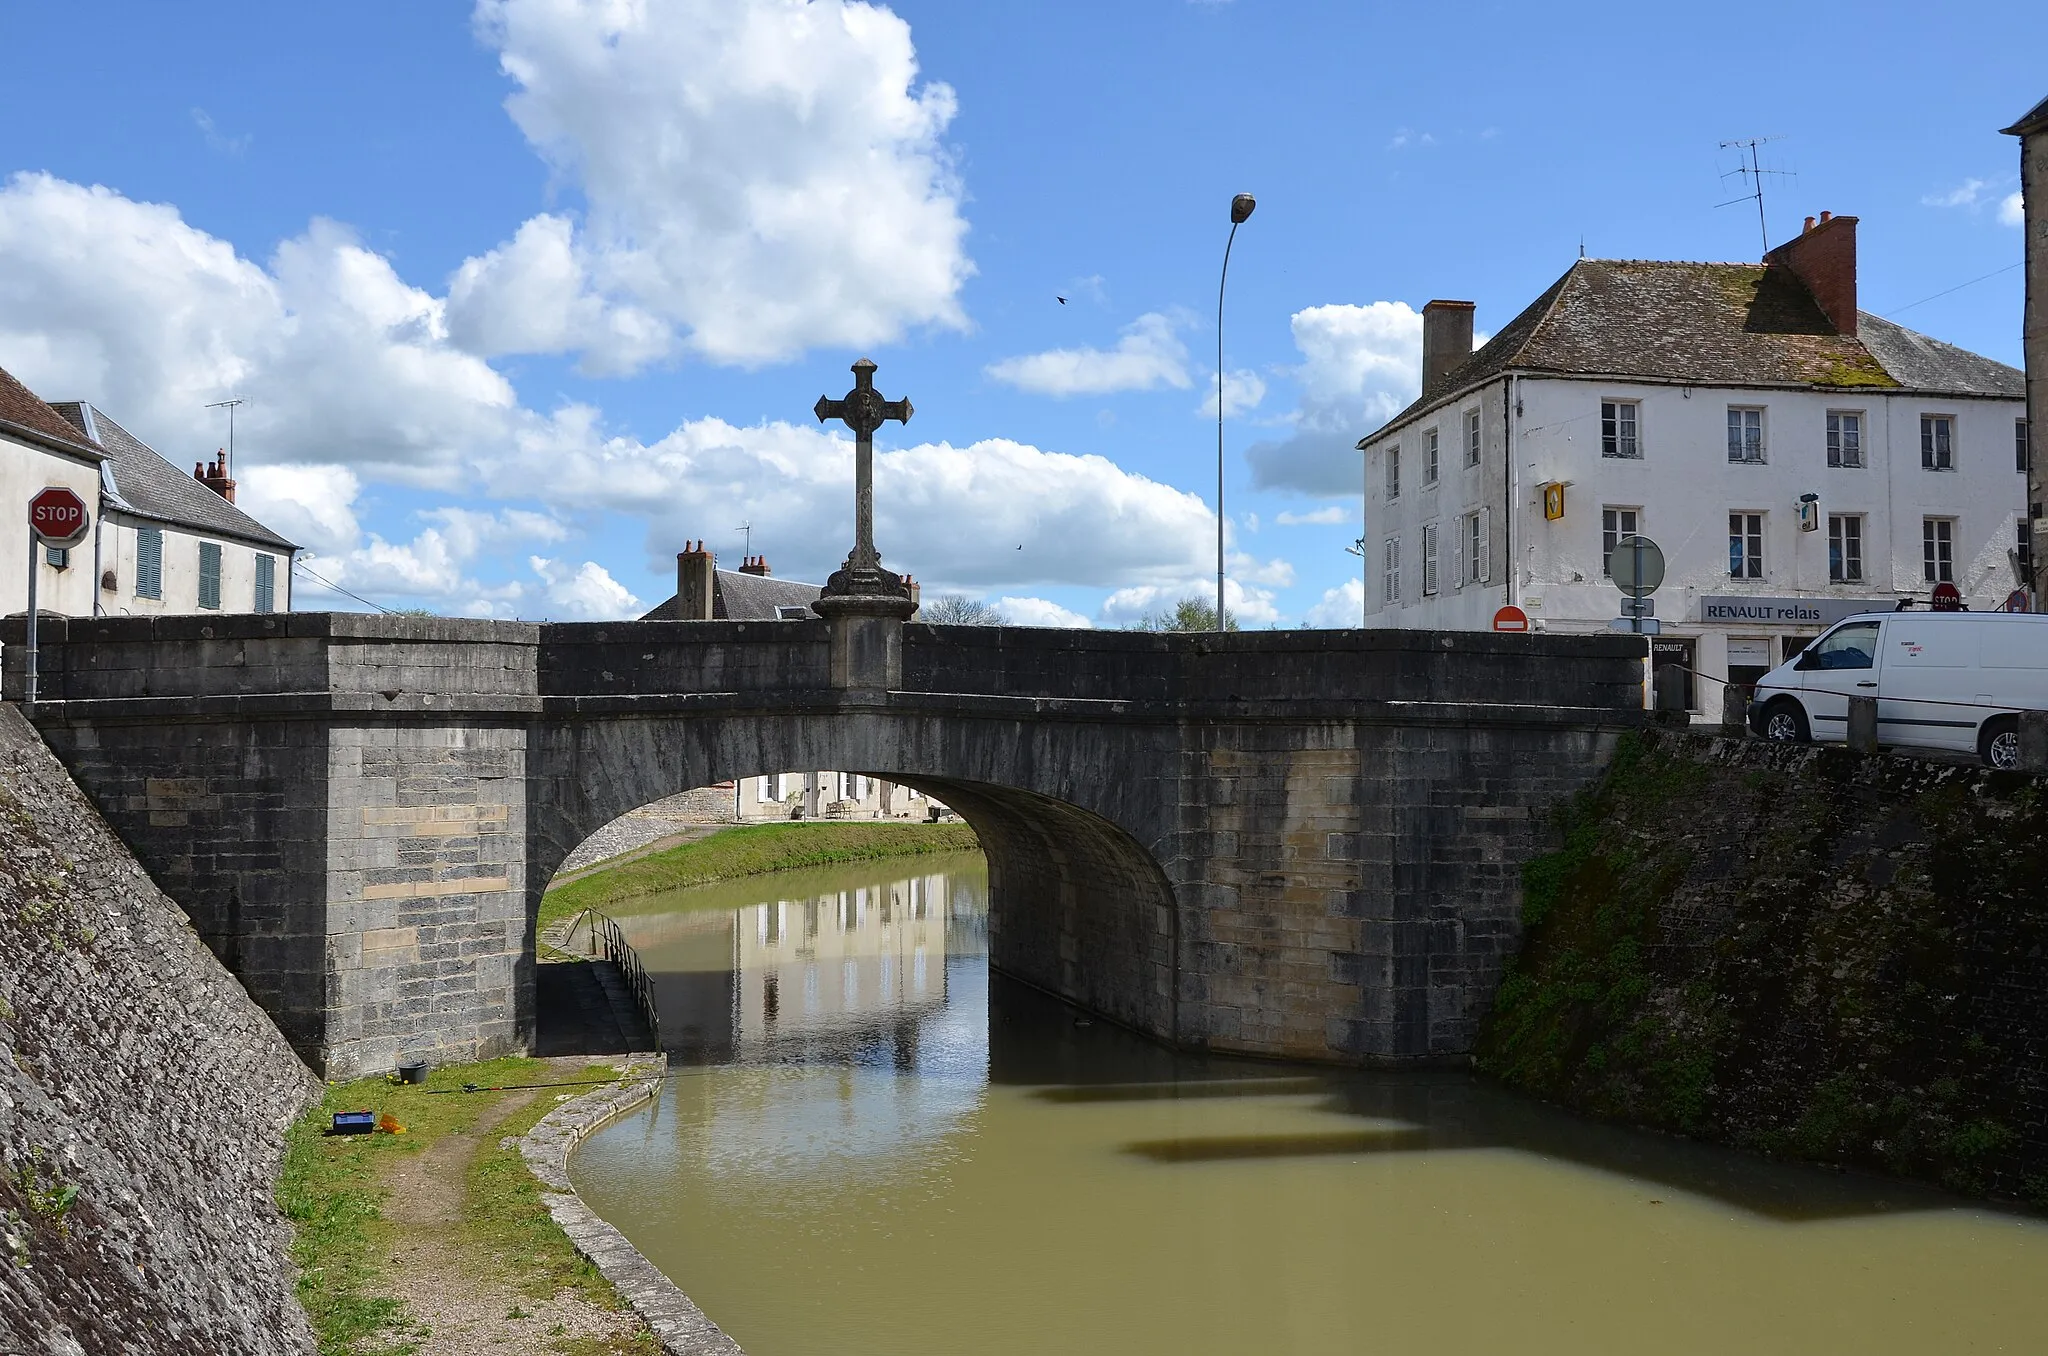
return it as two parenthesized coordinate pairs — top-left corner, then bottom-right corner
(1542, 482), (1565, 521)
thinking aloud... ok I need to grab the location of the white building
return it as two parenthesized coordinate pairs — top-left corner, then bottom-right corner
(3, 363), (297, 619)
(1355, 214), (2029, 707)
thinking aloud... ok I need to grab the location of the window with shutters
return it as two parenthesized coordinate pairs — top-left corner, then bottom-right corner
(2020, 419), (2032, 475)
(1464, 407), (1482, 467)
(1422, 523), (1439, 596)
(198, 541), (222, 610)
(1826, 411), (1864, 468)
(1382, 536), (1400, 605)
(1601, 507), (1640, 578)
(254, 553), (276, 613)
(2021, 518), (2033, 581)
(1922, 518), (1954, 582)
(1385, 444), (1400, 499)
(135, 527), (163, 600)
(1828, 515), (1863, 583)
(44, 546), (70, 570)
(1467, 511), (1489, 585)
(1921, 415), (1955, 470)
(1423, 428), (1440, 486)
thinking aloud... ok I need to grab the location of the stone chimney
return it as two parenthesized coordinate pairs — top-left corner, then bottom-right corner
(1421, 300), (1476, 396)
(1765, 211), (1859, 336)
(738, 555), (772, 576)
(904, 575), (921, 614)
(194, 451), (236, 503)
(676, 540), (716, 620)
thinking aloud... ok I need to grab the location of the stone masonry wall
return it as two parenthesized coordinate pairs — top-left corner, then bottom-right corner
(0, 703), (319, 1355)
(1478, 729), (2048, 1202)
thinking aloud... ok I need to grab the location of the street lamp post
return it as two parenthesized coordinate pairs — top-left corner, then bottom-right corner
(1217, 192), (1255, 631)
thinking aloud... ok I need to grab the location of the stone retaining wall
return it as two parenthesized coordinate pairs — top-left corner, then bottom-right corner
(0, 703), (320, 1354)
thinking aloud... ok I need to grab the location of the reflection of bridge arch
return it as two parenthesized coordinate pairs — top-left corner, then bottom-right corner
(8, 613), (1646, 1077)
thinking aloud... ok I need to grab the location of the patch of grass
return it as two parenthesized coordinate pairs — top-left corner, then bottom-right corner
(277, 1056), (638, 1356)
(541, 820), (979, 933)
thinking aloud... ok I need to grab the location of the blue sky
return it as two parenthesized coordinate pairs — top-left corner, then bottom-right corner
(0, 0), (2038, 625)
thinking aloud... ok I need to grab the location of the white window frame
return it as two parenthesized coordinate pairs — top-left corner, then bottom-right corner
(2018, 418), (2032, 475)
(1922, 517), (1955, 582)
(1386, 443), (1401, 500)
(1601, 507), (1641, 579)
(1465, 510), (1490, 585)
(1826, 410), (1864, 469)
(1422, 522), (1439, 596)
(1921, 414), (1956, 471)
(1600, 400), (1641, 459)
(1729, 512), (1765, 579)
(1383, 535), (1401, 605)
(1827, 514), (1863, 583)
(1464, 407), (1482, 468)
(1423, 427), (1440, 486)
(1726, 407), (1766, 464)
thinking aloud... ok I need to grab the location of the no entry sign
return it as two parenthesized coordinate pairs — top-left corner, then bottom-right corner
(29, 486), (91, 547)
(1492, 604), (1530, 633)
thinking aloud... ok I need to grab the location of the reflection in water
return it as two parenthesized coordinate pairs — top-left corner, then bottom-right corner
(575, 852), (2048, 1356)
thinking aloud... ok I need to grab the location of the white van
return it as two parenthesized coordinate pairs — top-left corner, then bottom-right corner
(1747, 610), (2048, 769)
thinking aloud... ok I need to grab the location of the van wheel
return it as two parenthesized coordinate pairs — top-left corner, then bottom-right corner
(1980, 717), (2020, 771)
(1762, 699), (1810, 744)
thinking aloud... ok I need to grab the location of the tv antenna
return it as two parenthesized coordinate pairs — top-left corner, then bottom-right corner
(736, 522), (752, 557)
(1716, 136), (1795, 258)
(205, 397), (244, 477)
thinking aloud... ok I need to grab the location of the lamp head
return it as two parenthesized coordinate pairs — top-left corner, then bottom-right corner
(1230, 193), (1256, 224)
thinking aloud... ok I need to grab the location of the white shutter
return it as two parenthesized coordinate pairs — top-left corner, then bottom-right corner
(1450, 519), (1465, 590)
(1479, 509), (1494, 584)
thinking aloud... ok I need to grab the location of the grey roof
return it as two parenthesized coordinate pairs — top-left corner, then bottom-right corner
(1364, 259), (2024, 444)
(2003, 94), (2048, 137)
(640, 568), (824, 621)
(47, 403), (298, 552)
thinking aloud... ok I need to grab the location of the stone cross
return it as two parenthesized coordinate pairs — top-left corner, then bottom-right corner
(814, 357), (912, 575)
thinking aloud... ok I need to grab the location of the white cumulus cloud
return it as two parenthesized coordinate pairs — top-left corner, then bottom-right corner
(1198, 367), (1267, 419)
(991, 596), (1092, 628)
(1275, 505), (1347, 526)
(985, 312), (1190, 397)
(530, 555), (640, 619)
(2002, 191), (2026, 227)
(1923, 178), (1989, 208)
(1305, 577), (1364, 628)
(461, 0), (972, 369)
(1246, 300), (1424, 496)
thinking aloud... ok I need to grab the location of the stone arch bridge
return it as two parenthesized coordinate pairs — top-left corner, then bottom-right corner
(4, 613), (1644, 1078)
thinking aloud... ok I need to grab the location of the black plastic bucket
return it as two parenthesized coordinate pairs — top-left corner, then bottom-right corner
(396, 1061), (428, 1084)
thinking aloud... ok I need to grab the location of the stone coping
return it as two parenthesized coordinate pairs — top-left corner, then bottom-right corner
(513, 1054), (743, 1355)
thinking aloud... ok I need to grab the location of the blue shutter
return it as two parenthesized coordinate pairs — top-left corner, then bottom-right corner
(136, 528), (163, 600)
(254, 553), (276, 614)
(198, 541), (222, 610)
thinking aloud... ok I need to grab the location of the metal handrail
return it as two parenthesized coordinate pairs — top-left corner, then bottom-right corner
(570, 907), (662, 1053)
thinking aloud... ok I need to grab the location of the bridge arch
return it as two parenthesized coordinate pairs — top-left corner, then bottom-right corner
(528, 709), (1186, 1042)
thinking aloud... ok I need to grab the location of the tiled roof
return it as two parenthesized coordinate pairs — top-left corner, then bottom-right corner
(46, 403), (298, 552)
(1366, 259), (2023, 443)
(0, 363), (104, 458)
(640, 568), (824, 621)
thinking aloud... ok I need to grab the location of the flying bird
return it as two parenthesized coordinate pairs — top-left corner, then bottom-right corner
(1056, 295), (1066, 305)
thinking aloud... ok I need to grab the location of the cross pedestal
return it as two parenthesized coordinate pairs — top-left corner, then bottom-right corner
(813, 357), (916, 689)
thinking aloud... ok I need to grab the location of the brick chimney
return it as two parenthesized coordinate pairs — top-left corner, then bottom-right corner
(904, 575), (921, 613)
(1765, 211), (1859, 336)
(738, 555), (772, 576)
(194, 451), (236, 503)
(676, 540), (716, 620)
(1421, 300), (1476, 396)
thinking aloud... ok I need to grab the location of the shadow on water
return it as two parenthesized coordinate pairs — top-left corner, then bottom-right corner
(985, 974), (2001, 1225)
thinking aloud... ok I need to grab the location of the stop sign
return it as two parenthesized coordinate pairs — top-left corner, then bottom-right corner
(1930, 581), (1963, 612)
(29, 486), (91, 547)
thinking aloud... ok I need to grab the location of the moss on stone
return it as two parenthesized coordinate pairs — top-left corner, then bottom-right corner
(1477, 730), (2048, 1203)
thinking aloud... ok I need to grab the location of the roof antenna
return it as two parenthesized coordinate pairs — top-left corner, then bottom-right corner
(1715, 136), (1795, 259)
(1579, 234), (1586, 260)
(736, 522), (752, 557)
(204, 397), (244, 477)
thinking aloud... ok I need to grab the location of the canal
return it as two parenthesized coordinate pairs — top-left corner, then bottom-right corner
(569, 850), (2048, 1355)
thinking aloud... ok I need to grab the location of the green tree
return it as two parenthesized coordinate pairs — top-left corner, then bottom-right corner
(1129, 596), (1238, 632)
(920, 594), (1006, 625)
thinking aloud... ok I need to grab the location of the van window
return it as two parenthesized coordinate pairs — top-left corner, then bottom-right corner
(1807, 621), (1879, 670)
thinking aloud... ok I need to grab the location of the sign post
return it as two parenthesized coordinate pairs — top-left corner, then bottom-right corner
(24, 486), (91, 708)
(1608, 533), (1666, 634)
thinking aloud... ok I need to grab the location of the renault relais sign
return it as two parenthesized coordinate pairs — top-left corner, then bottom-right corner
(1697, 595), (1885, 626)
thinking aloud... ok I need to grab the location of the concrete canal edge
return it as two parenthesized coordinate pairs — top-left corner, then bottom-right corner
(514, 1053), (745, 1355)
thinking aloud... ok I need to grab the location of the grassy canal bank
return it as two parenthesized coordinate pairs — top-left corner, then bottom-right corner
(539, 820), (980, 934)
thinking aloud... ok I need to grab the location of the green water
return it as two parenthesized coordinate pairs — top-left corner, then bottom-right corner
(570, 852), (2048, 1355)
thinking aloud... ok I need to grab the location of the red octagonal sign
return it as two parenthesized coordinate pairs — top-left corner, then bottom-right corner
(29, 486), (91, 548)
